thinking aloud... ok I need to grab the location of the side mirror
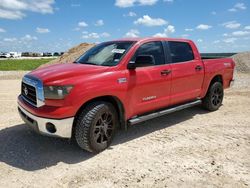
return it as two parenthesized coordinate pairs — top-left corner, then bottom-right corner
(127, 55), (155, 69)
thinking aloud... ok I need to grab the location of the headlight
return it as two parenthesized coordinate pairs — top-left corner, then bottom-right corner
(44, 85), (73, 99)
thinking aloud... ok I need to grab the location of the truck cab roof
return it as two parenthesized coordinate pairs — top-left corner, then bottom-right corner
(112, 37), (193, 43)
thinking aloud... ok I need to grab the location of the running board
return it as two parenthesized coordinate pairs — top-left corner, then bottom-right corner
(128, 100), (202, 125)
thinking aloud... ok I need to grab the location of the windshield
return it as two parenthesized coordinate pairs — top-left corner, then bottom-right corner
(75, 41), (134, 66)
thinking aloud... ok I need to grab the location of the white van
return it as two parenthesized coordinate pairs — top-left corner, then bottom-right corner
(9, 52), (22, 58)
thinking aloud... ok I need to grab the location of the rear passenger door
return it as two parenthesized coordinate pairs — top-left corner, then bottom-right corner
(167, 41), (204, 105)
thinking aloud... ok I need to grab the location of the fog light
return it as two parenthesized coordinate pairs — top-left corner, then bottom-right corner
(46, 122), (56, 133)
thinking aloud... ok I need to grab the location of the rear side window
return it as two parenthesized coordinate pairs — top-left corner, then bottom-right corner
(135, 41), (165, 66)
(168, 41), (194, 63)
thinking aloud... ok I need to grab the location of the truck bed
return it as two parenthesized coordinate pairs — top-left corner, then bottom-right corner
(201, 53), (237, 59)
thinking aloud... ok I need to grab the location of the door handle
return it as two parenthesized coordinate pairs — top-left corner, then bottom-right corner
(161, 70), (172, 75)
(195, 65), (203, 71)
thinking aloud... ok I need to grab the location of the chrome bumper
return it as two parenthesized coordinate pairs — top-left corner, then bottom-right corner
(18, 104), (74, 138)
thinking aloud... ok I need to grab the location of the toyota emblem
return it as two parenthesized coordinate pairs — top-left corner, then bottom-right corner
(24, 87), (28, 95)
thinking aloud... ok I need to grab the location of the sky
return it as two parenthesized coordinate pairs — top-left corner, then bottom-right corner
(0, 0), (249, 53)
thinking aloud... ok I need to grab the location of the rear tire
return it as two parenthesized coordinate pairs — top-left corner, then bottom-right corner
(74, 102), (118, 153)
(202, 82), (224, 111)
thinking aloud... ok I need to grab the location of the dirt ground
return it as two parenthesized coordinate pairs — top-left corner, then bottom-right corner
(0, 72), (249, 188)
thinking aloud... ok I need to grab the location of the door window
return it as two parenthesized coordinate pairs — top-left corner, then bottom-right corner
(168, 41), (194, 63)
(134, 41), (165, 66)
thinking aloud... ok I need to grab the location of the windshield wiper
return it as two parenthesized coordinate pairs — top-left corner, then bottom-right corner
(75, 61), (97, 65)
(84, 62), (100, 66)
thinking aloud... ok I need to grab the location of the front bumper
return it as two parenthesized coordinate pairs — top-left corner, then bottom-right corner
(18, 104), (74, 138)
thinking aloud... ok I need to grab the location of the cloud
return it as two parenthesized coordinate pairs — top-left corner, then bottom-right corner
(197, 39), (203, 43)
(196, 24), (212, 30)
(0, 0), (55, 19)
(82, 32), (110, 39)
(71, 4), (80, 7)
(223, 38), (237, 43)
(2, 34), (37, 45)
(234, 3), (246, 10)
(123, 11), (137, 17)
(181, 34), (189, 38)
(153, 33), (167, 37)
(0, 0), (26, 10)
(78, 21), (88, 27)
(232, 31), (250, 37)
(3, 37), (17, 42)
(213, 40), (220, 44)
(124, 29), (140, 38)
(163, 0), (174, 3)
(185, 28), (193, 32)
(153, 25), (175, 37)
(82, 33), (99, 39)
(94, 19), (104, 26)
(228, 8), (237, 12)
(21, 34), (38, 41)
(211, 11), (216, 15)
(0, 35), (75, 52)
(245, 26), (250, 30)
(165, 25), (175, 33)
(134, 15), (167, 27)
(222, 21), (241, 29)
(228, 3), (246, 12)
(115, 0), (158, 8)
(73, 27), (80, 31)
(100, 32), (110, 37)
(36, 27), (50, 33)
(0, 28), (6, 32)
(0, 8), (25, 19)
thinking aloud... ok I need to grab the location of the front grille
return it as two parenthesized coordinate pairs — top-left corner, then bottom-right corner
(22, 82), (37, 105)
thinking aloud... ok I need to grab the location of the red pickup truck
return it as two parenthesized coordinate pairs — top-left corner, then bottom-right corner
(18, 38), (235, 152)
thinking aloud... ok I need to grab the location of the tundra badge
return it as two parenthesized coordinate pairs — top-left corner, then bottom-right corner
(118, 78), (127, 83)
(143, 96), (156, 101)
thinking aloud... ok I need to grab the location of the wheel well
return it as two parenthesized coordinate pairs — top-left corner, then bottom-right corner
(72, 96), (126, 138)
(204, 75), (223, 97)
(210, 75), (223, 86)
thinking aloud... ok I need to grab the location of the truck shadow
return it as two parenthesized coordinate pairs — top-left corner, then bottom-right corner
(0, 106), (208, 171)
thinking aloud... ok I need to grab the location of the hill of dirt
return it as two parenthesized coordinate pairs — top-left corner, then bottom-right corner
(39, 43), (94, 68)
(232, 52), (250, 73)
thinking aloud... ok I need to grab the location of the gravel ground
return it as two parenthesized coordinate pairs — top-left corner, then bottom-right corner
(0, 73), (249, 188)
(0, 71), (29, 80)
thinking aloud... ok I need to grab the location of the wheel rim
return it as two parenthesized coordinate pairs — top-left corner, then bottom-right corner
(211, 87), (223, 106)
(93, 111), (114, 145)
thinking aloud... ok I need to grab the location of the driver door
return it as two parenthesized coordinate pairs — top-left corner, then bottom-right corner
(126, 41), (172, 117)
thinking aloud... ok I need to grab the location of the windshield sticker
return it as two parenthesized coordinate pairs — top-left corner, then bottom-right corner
(111, 49), (126, 54)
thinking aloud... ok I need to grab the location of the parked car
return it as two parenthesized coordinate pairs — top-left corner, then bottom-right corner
(42, 52), (53, 57)
(0, 52), (11, 58)
(21, 52), (32, 57)
(18, 38), (235, 152)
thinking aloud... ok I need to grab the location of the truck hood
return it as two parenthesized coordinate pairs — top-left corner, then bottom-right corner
(29, 63), (109, 84)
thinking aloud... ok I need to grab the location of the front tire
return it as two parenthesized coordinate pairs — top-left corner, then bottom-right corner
(75, 102), (118, 153)
(202, 82), (224, 111)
